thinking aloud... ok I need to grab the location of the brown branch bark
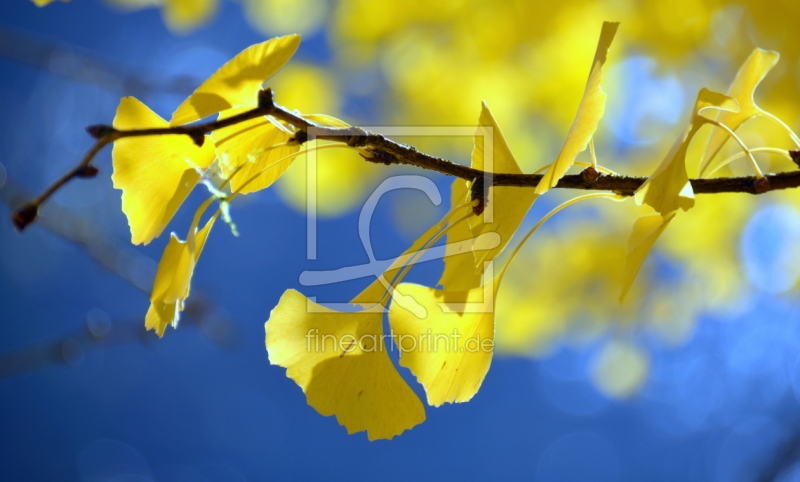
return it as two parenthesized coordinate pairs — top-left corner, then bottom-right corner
(11, 87), (800, 231)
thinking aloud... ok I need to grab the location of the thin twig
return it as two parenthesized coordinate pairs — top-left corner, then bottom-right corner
(11, 87), (800, 231)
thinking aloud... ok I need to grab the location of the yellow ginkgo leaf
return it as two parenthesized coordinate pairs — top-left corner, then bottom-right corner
(634, 128), (696, 214)
(356, 101), (535, 309)
(212, 108), (300, 194)
(536, 21), (618, 194)
(436, 180), (482, 294)
(388, 279), (498, 406)
(389, 193), (623, 405)
(162, 0), (217, 34)
(700, 48), (780, 176)
(620, 211), (676, 302)
(146, 200), (216, 337)
(266, 289), (425, 440)
(694, 89), (740, 115)
(440, 102), (537, 294)
(634, 88), (738, 215)
(171, 34), (301, 125)
(112, 97), (216, 245)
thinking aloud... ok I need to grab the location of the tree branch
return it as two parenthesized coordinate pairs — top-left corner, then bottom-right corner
(11, 87), (800, 231)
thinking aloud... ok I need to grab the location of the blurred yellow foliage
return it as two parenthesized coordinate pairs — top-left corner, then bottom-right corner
(31, 0), (70, 6)
(591, 339), (650, 398)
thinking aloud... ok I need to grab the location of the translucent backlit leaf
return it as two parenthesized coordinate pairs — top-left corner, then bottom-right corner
(700, 48), (780, 176)
(535, 21), (618, 194)
(620, 211), (676, 302)
(437, 180), (483, 293)
(634, 88), (738, 215)
(171, 34), (301, 125)
(440, 102), (537, 294)
(266, 289), (425, 440)
(634, 129), (696, 214)
(112, 97), (216, 245)
(146, 201), (216, 337)
(212, 108), (300, 194)
(388, 279), (498, 406)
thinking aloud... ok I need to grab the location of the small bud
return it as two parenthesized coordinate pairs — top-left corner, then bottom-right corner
(258, 88), (274, 109)
(289, 130), (308, 146)
(188, 130), (205, 148)
(581, 166), (600, 183)
(471, 176), (486, 216)
(753, 177), (771, 194)
(12, 202), (38, 232)
(75, 165), (99, 178)
(790, 150), (800, 168)
(359, 148), (395, 165)
(85, 124), (115, 139)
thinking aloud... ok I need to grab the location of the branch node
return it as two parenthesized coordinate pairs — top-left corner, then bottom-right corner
(345, 127), (368, 147)
(289, 129), (308, 146)
(11, 202), (38, 232)
(360, 148), (396, 165)
(753, 177), (771, 194)
(75, 165), (99, 178)
(258, 88), (274, 109)
(581, 166), (601, 184)
(85, 124), (116, 139)
(790, 150), (800, 169)
(471, 176), (486, 216)
(188, 129), (205, 147)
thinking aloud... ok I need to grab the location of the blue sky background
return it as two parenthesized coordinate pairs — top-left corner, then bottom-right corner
(2, 1), (800, 481)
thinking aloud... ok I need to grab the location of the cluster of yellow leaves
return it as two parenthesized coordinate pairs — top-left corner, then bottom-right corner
(264, 22), (620, 439)
(322, 0), (800, 289)
(268, 20), (800, 439)
(99, 11), (800, 440)
(477, 43), (795, 369)
(111, 34), (356, 338)
(621, 47), (794, 302)
(264, 101), (520, 437)
(40, 0), (800, 228)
